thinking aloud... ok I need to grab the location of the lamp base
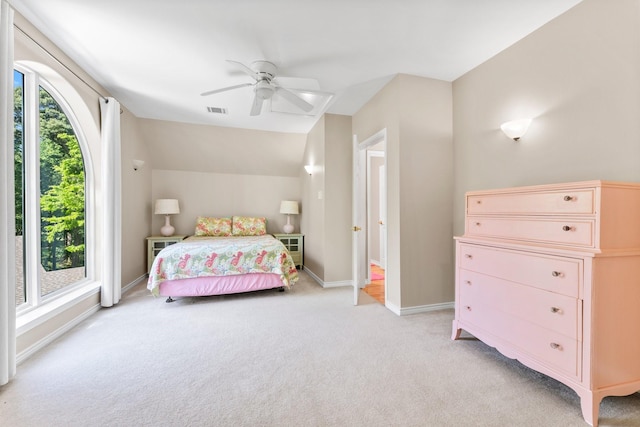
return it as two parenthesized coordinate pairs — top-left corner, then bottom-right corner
(160, 215), (175, 236)
(283, 223), (294, 234)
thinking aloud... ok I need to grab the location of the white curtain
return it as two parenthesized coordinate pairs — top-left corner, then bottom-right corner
(100, 97), (121, 307)
(0, 0), (15, 386)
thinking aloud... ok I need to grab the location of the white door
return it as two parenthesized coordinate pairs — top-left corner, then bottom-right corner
(352, 135), (366, 305)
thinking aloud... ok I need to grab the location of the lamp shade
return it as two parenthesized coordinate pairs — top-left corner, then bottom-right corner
(154, 199), (180, 215)
(280, 200), (299, 215)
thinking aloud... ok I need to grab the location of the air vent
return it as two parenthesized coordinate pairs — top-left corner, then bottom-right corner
(207, 106), (228, 114)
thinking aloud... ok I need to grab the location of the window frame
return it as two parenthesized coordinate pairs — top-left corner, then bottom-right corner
(14, 63), (95, 317)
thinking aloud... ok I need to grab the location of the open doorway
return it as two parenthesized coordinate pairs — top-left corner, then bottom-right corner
(352, 129), (387, 306)
(363, 149), (385, 304)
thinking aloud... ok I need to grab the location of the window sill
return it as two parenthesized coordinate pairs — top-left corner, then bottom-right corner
(16, 281), (101, 336)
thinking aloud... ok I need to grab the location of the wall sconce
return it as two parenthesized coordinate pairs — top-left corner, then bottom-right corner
(500, 118), (532, 141)
(154, 199), (180, 236)
(304, 165), (313, 175)
(132, 159), (145, 171)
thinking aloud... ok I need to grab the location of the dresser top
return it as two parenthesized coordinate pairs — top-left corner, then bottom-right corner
(466, 180), (640, 196)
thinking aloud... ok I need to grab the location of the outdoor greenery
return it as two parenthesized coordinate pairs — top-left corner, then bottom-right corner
(13, 73), (23, 236)
(14, 74), (85, 272)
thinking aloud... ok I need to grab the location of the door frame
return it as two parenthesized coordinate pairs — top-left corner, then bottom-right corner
(352, 128), (387, 305)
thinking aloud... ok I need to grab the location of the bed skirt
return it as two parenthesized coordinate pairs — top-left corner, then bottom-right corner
(158, 273), (286, 297)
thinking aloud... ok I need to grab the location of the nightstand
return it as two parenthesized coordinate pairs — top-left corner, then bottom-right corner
(146, 235), (186, 272)
(273, 233), (304, 270)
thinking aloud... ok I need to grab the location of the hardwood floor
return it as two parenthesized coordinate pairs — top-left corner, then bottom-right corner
(364, 264), (385, 304)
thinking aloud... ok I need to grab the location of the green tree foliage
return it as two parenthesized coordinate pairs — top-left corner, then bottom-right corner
(37, 87), (85, 271)
(39, 87), (68, 196)
(14, 73), (23, 235)
(40, 133), (85, 269)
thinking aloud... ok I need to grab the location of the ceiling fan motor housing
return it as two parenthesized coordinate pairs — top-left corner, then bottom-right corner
(251, 60), (277, 79)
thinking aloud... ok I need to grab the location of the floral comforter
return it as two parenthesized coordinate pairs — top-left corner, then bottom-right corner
(147, 235), (298, 296)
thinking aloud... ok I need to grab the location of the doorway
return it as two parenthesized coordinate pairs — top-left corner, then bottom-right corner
(352, 129), (387, 306)
(364, 150), (385, 304)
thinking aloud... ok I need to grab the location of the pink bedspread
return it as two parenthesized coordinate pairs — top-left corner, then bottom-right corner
(147, 235), (298, 297)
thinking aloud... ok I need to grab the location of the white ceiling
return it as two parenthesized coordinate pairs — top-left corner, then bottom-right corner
(10, 0), (583, 134)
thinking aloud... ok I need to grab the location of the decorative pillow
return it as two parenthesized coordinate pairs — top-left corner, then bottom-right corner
(194, 217), (232, 237)
(232, 216), (267, 236)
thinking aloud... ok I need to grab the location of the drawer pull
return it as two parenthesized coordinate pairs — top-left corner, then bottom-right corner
(563, 195), (574, 201)
(465, 305), (472, 311)
(551, 271), (563, 277)
(476, 200), (482, 204)
(465, 254), (473, 259)
(465, 280), (472, 285)
(549, 342), (563, 350)
(550, 307), (562, 314)
(475, 222), (481, 226)
(562, 225), (573, 231)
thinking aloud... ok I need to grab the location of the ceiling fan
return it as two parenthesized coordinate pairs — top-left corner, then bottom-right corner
(200, 60), (325, 116)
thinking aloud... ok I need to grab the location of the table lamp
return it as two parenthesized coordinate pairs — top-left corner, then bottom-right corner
(279, 200), (299, 234)
(154, 199), (180, 236)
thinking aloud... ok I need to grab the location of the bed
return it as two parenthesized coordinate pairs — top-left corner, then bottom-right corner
(147, 216), (298, 302)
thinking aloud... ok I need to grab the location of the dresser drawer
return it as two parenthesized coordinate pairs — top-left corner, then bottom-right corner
(467, 189), (595, 215)
(459, 299), (580, 379)
(459, 269), (579, 339)
(466, 217), (595, 247)
(459, 244), (581, 298)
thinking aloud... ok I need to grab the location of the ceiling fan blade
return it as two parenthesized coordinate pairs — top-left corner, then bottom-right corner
(227, 60), (258, 80)
(274, 86), (314, 112)
(200, 82), (252, 97)
(250, 93), (264, 116)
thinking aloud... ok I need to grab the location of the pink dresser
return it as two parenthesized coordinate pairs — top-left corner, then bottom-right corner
(452, 180), (640, 426)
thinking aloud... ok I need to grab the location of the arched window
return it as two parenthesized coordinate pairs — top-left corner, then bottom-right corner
(14, 66), (88, 310)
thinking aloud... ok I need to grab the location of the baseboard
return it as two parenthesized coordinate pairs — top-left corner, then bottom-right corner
(17, 302), (100, 365)
(385, 301), (454, 316)
(17, 274), (149, 365)
(299, 268), (453, 315)
(303, 267), (352, 288)
(122, 274), (147, 294)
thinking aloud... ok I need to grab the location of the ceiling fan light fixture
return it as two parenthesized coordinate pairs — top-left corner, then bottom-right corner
(255, 81), (275, 100)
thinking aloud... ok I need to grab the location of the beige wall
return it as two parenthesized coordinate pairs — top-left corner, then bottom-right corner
(150, 169), (301, 236)
(142, 117), (305, 236)
(452, 0), (640, 236)
(301, 116), (325, 278)
(323, 114), (353, 282)
(299, 113), (352, 284)
(120, 110), (152, 284)
(139, 118), (307, 177)
(353, 74), (454, 310)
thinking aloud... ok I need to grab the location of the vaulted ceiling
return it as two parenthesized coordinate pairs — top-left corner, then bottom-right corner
(10, 0), (583, 134)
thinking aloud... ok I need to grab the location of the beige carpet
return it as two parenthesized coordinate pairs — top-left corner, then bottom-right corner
(1, 271), (639, 426)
